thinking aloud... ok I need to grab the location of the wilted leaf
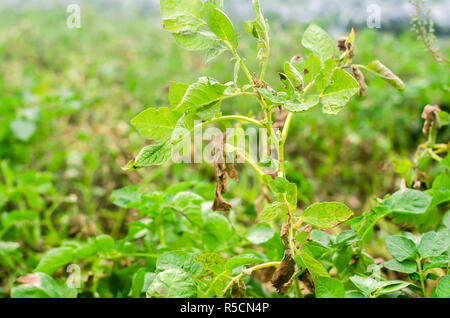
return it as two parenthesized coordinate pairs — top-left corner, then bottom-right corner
(363, 60), (405, 90)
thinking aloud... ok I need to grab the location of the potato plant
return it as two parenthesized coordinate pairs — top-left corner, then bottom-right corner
(7, 0), (449, 299)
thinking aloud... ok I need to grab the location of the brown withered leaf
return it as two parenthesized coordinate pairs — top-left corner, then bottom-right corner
(212, 133), (239, 212)
(280, 223), (290, 248)
(421, 105), (441, 135)
(351, 66), (368, 96)
(299, 270), (315, 294)
(271, 250), (297, 294)
(337, 37), (347, 51)
(231, 279), (246, 298)
(252, 267), (276, 284)
(16, 273), (40, 287)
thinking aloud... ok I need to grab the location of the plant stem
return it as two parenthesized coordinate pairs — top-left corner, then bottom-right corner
(416, 258), (427, 298)
(278, 112), (294, 177)
(199, 115), (265, 129)
(222, 261), (281, 294)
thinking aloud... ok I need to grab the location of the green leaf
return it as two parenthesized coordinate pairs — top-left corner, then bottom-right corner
(35, 243), (96, 274)
(315, 57), (337, 93)
(382, 189), (432, 215)
(363, 60), (405, 90)
(349, 276), (379, 296)
(160, 0), (204, 33)
(174, 77), (233, 112)
(202, 209), (233, 244)
(110, 186), (142, 208)
(124, 141), (172, 171)
(284, 95), (320, 113)
(423, 255), (449, 271)
(418, 231), (449, 258)
(301, 24), (336, 62)
(374, 280), (413, 298)
(320, 69), (359, 115)
(245, 0), (270, 62)
(11, 273), (77, 298)
(94, 235), (115, 255)
(171, 191), (204, 227)
(246, 223), (274, 244)
(301, 202), (353, 229)
(146, 268), (197, 298)
(304, 54), (321, 84)
(156, 251), (203, 277)
(383, 259), (417, 274)
(315, 277), (345, 298)
(384, 235), (417, 262)
(169, 81), (189, 107)
(260, 201), (286, 223)
(295, 244), (329, 278)
(225, 254), (264, 271)
(431, 275), (450, 298)
(172, 31), (217, 51)
(201, 1), (239, 48)
(131, 107), (180, 142)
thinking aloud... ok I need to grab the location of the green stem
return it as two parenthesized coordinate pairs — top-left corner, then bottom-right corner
(278, 112), (294, 177)
(222, 261), (281, 294)
(199, 115), (265, 129)
(416, 258), (427, 298)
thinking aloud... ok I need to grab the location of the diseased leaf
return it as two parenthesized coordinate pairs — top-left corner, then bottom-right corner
(272, 250), (296, 294)
(147, 268), (197, 298)
(363, 60), (405, 90)
(124, 142), (172, 171)
(156, 251), (203, 277)
(320, 69), (359, 115)
(301, 202), (353, 229)
(231, 279), (246, 298)
(284, 95), (320, 113)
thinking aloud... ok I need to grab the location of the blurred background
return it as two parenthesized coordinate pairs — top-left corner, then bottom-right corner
(0, 0), (449, 290)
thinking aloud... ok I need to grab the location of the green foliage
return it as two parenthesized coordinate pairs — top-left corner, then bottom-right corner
(0, 0), (448, 300)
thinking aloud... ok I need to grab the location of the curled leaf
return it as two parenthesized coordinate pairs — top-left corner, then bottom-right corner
(212, 133), (238, 211)
(231, 279), (246, 298)
(351, 66), (368, 96)
(271, 250), (297, 294)
(363, 60), (405, 91)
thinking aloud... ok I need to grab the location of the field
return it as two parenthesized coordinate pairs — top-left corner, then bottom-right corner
(0, 0), (449, 299)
